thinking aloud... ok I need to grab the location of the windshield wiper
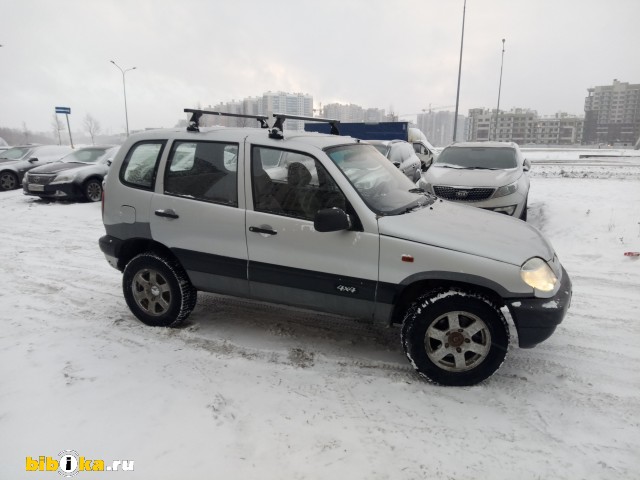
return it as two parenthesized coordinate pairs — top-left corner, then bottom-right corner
(436, 164), (466, 169)
(408, 187), (425, 193)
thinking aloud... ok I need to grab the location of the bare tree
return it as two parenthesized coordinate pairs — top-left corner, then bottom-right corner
(51, 114), (65, 145)
(83, 114), (102, 145)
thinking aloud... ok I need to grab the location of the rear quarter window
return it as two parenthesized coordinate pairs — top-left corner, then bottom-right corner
(120, 141), (165, 189)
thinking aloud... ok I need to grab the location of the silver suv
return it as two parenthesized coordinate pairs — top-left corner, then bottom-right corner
(99, 110), (572, 386)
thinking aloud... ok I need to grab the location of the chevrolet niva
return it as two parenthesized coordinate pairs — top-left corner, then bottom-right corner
(99, 110), (572, 386)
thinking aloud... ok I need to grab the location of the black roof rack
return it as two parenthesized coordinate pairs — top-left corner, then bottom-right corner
(271, 114), (340, 139)
(183, 108), (341, 139)
(184, 108), (269, 132)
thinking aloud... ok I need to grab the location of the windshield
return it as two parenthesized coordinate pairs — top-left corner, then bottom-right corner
(435, 146), (517, 169)
(62, 148), (110, 163)
(0, 147), (31, 160)
(325, 144), (432, 215)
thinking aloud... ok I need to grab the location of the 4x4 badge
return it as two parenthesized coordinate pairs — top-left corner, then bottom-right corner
(336, 285), (358, 294)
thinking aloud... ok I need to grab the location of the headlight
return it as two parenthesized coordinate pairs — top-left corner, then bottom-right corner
(494, 181), (518, 198)
(520, 257), (557, 292)
(51, 173), (77, 184)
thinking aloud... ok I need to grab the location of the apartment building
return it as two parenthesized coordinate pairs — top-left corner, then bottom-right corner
(583, 79), (640, 145)
(466, 108), (583, 145)
(204, 92), (313, 130)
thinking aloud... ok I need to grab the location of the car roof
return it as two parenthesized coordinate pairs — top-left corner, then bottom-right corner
(126, 127), (362, 151)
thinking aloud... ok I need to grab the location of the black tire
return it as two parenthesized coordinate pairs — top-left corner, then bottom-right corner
(401, 289), (509, 386)
(84, 178), (103, 202)
(0, 171), (19, 191)
(122, 253), (197, 327)
(519, 198), (528, 221)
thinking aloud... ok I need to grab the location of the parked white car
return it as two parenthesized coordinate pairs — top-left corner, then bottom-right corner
(367, 140), (422, 182)
(99, 111), (571, 386)
(418, 141), (531, 220)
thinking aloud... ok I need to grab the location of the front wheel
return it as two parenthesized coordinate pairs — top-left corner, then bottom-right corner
(0, 171), (18, 191)
(84, 178), (103, 202)
(122, 253), (197, 327)
(401, 289), (509, 386)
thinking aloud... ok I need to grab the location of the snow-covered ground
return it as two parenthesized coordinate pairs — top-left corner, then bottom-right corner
(1, 159), (639, 479)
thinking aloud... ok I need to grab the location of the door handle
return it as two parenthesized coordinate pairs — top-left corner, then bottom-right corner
(249, 226), (277, 236)
(154, 209), (179, 219)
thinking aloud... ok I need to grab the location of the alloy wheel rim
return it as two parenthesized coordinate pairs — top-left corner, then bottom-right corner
(131, 268), (171, 316)
(425, 311), (491, 372)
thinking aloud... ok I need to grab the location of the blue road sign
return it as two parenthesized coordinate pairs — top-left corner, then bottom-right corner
(55, 106), (71, 114)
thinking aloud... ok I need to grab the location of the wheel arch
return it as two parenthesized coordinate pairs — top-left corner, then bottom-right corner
(115, 238), (178, 272)
(388, 273), (508, 326)
(81, 174), (104, 187)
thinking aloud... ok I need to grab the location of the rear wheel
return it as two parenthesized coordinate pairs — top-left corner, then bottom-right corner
(84, 178), (102, 202)
(122, 253), (197, 327)
(401, 289), (509, 386)
(0, 171), (18, 191)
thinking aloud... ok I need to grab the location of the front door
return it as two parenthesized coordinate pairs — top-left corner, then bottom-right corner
(245, 144), (379, 319)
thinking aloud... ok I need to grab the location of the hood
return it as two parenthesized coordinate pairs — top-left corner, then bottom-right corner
(424, 165), (520, 188)
(28, 162), (89, 175)
(378, 199), (554, 266)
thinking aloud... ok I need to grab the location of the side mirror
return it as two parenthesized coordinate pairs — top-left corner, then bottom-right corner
(523, 158), (531, 172)
(314, 208), (352, 232)
(28, 157), (39, 163)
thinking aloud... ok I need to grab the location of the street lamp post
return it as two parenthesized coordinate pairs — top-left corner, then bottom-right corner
(452, 0), (467, 143)
(110, 60), (136, 137)
(494, 39), (506, 141)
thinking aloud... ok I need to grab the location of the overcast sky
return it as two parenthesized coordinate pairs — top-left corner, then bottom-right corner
(1, 0), (639, 134)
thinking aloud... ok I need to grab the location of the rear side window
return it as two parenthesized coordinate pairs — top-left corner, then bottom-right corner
(164, 141), (238, 207)
(120, 141), (165, 189)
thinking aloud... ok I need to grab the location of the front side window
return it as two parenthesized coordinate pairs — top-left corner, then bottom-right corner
(165, 141), (238, 206)
(120, 141), (165, 189)
(0, 147), (31, 160)
(252, 146), (346, 220)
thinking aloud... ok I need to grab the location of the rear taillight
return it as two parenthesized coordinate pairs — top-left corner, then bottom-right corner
(101, 184), (105, 218)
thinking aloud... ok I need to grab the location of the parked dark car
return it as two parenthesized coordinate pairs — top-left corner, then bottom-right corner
(23, 146), (119, 202)
(0, 145), (74, 191)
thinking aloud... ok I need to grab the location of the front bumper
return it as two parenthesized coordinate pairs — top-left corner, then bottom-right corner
(507, 266), (572, 348)
(23, 180), (83, 199)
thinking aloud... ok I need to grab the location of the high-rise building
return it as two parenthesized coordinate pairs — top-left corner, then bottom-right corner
(322, 103), (364, 122)
(583, 79), (640, 145)
(262, 91), (313, 131)
(416, 111), (466, 146)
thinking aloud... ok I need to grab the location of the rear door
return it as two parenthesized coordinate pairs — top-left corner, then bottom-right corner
(245, 143), (379, 319)
(150, 139), (249, 296)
